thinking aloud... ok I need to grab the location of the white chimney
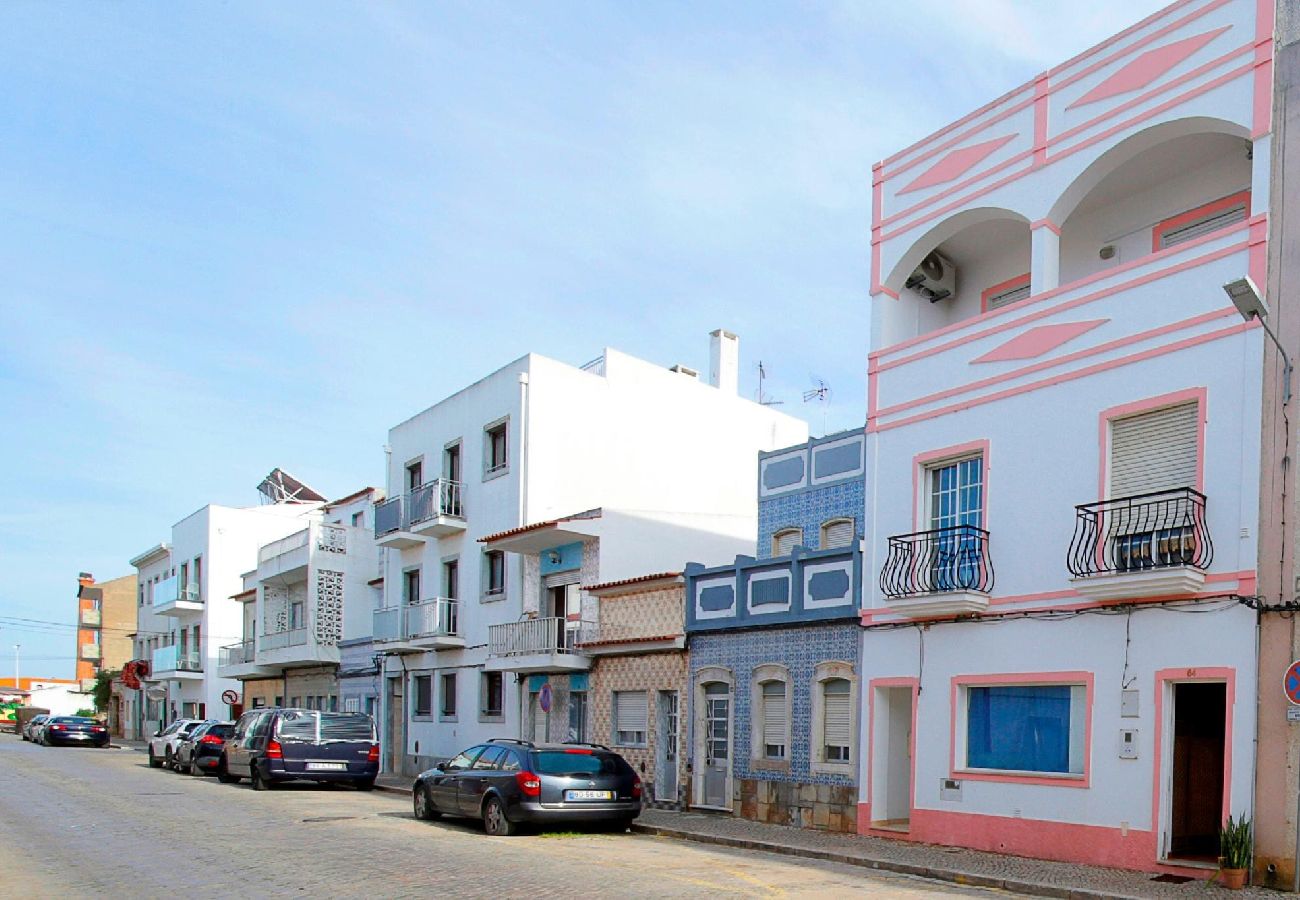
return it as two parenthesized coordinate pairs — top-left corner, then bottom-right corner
(709, 329), (739, 395)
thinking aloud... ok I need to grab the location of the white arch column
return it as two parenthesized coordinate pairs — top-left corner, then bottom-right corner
(1029, 220), (1060, 295)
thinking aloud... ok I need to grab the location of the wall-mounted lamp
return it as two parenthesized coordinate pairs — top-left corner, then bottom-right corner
(546, 551), (562, 565)
(1224, 276), (1292, 405)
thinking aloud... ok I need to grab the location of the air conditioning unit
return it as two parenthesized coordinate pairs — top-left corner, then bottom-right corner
(904, 251), (958, 303)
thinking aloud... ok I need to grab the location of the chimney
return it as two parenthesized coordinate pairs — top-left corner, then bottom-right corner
(709, 329), (739, 395)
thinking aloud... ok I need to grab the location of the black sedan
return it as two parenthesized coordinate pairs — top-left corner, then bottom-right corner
(41, 716), (110, 747)
(174, 721), (234, 775)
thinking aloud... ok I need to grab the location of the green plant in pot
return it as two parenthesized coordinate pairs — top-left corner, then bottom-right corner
(1219, 813), (1252, 890)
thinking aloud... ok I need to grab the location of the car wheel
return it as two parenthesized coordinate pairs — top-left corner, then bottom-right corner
(413, 784), (441, 821)
(251, 765), (273, 791)
(163, 749), (173, 769)
(148, 748), (162, 768)
(216, 757), (240, 784)
(482, 796), (515, 837)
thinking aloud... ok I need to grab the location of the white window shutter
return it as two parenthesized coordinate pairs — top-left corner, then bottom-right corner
(773, 530), (800, 556)
(1159, 201), (1247, 249)
(823, 680), (852, 749)
(762, 682), (786, 747)
(1110, 402), (1198, 497)
(616, 691), (648, 735)
(821, 519), (854, 550)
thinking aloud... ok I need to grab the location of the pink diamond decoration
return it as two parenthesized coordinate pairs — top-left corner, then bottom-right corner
(972, 320), (1108, 364)
(898, 134), (1019, 195)
(1068, 27), (1230, 109)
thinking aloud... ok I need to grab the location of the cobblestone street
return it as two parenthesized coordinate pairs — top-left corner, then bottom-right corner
(0, 736), (993, 899)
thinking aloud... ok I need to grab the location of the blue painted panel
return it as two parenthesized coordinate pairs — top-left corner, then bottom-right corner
(762, 456), (805, 490)
(528, 674), (549, 691)
(699, 585), (735, 612)
(569, 673), (590, 692)
(813, 441), (862, 479)
(540, 541), (583, 575)
(808, 569), (850, 602)
(750, 576), (789, 607)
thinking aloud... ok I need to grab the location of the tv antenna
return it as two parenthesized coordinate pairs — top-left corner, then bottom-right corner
(802, 378), (832, 435)
(756, 362), (784, 407)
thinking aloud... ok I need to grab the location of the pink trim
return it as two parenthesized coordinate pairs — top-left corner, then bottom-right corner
(1152, 666), (1236, 856)
(978, 273), (1031, 314)
(867, 358), (880, 431)
(1030, 218), (1061, 235)
(1097, 387), (1207, 505)
(879, 82), (1034, 170)
(871, 171), (883, 290)
(911, 440), (990, 531)
(1049, 0), (1229, 84)
(861, 587), (1254, 626)
(1248, 214), (1268, 287)
(876, 238), (1248, 373)
(949, 671), (1093, 789)
(880, 149), (1034, 232)
(899, 134), (1019, 195)
(865, 677), (919, 834)
(1252, 0), (1274, 137)
(878, 62), (1254, 244)
(1033, 76), (1050, 167)
(882, 97), (1037, 183)
(876, 307), (1235, 421)
(876, 286), (899, 300)
(971, 319), (1108, 365)
(1151, 190), (1250, 252)
(1067, 27), (1232, 110)
(877, 324), (1246, 434)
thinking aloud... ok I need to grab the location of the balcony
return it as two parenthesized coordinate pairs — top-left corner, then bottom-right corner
(151, 644), (203, 680)
(257, 524), (347, 581)
(372, 599), (465, 652)
(255, 625), (341, 670)
(374, 481), (466, 549)
(80, 608), (101, 627)
(1067, 488), (1212, 600)
(879, 524), (993, 618)
(485, 617), (593, 674)
(80, 643), (102, 661)
(152, 574), (203, 616)
(217, 640), (275, 679)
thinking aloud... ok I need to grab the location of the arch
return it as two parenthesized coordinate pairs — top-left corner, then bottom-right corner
(883, 206), (1031, 294)
(1048, 116), (1251, 227)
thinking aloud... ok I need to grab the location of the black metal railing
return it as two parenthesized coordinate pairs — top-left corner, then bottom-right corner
(880, 524), (994, 598)
(1067, 487), (1212, 577)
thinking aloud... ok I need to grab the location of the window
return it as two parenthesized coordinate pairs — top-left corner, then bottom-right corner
(760, 681), (787, 760)
(481, 671), (503, 718)
(822, 679), (852, 762)
(406, 460), (424, 491)
(568, 690), (587, 742)
(820, 518), (854, 550)
(772, 528), (801, 557)
(613, 691), (648, 746)
(443, 559), (459, 600)
(444, 442), (462, 483)
(484, 550), (506, 597)
(1109, 401), (1200, 569)
(351, 511), (364, 528)
(961, 683), (1086, 776)
(440, 673), (457, 718)
(929, 455), (985, 590)
(413, 675), (432, 717)
(290, 600), (304, 629)
(1153, 191), (1249, 251)
(343, 697), (359, 713)
(473, 745), (506, 769)
(193, 555), (202, 600)
(403, 568), (421, 605)
(981, 273), (1031, 312)
(485, 420), (508, 475)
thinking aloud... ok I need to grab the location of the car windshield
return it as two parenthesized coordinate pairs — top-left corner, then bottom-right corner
(533, 751), (624, 777)
(52, 717), (96, 725)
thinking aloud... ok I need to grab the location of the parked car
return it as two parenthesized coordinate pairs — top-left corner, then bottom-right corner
(147, 718), (208, 768)
(41, 716), (110, 748)
(412, 740), (642, 836)
(174, 721), (234, 775)
(218, 708), (378, 791)
(22, 714), (49, 742)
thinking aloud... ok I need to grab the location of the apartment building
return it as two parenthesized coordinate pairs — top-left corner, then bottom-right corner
(372, 333), (807, 775)
(74, 572), (136, 694)
(857, 0), (1274, 879)
(685, 429), (865, 831)
(217, 488), (382, 715)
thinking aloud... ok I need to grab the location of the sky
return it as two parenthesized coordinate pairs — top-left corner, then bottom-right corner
(0, 0), (1171, 678)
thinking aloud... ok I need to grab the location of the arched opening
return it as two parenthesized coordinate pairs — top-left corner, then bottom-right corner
(880, 208), (1031, 346)
(1053, 118), (1252, 285)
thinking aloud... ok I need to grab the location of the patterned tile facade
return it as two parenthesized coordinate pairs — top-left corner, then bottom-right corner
(758, 478), (864, 560)
(587, 586), (683, 643)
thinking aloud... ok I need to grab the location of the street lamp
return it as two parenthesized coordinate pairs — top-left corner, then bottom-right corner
(1224, 276), (1293, 405)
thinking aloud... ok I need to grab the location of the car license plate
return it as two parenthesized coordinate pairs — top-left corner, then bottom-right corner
(306, 762), (347, 771)
(564, 789), (613, 801)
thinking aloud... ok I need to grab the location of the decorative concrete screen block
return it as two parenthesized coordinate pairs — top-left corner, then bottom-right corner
(748, 573), (791, 613)
(804, 561), (853, 609)
(761, 454), (806, 496)
(812, 437), (864, 483)
(696, 579), (736, 620)
(314, 569), (345, 646)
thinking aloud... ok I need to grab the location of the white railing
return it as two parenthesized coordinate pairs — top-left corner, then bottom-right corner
(316, 524), (347, 554)
(219, 640), (256, 667)
(260, 628), (308, 651)
(373, 607), (401, 641)
(152, 645), (202, 673)
(259, 528), (310, 565)
(405, 598), (459, 638)
(488, 617), (593, 657)
(579, 355), (606, 376)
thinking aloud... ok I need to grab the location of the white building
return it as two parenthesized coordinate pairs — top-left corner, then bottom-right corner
(858, 0), (1273, 879)
(123, 542), (172, 739)
(374, 333), (808, 774)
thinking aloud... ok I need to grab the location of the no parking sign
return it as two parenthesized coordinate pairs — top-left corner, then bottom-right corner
(1284, 660), (1300, 706)
(539, 683), (552, 713)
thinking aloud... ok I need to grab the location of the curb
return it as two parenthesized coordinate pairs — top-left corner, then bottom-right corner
(375, 782), (412, 796)
(629, 823), (1145, 900)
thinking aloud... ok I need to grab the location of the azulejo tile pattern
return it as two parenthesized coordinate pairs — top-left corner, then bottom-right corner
(758, 478), (864, 560)
(688, 623), (859, 787)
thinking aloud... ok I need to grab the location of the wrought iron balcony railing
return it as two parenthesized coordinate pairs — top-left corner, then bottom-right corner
(1067, 487), (1212, 577)
(880, 524), (994, 599)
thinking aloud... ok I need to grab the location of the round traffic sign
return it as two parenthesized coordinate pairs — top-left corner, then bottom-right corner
(221, 689), (240, 705)
(539, 683), (552, 713)
(1285, 661), (1300, 706)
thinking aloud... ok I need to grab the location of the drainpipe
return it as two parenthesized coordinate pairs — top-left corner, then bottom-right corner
(517, 371), (531, 742)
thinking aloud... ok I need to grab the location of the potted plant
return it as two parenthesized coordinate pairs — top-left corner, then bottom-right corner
(1219, 813), (1252, 890)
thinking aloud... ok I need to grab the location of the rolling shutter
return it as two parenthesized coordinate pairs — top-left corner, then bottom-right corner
(615, 691), (647, 740)
(821, 519), (854, 549)
(761, 681), (787, 753)
(987, 282), (1031, 310)
(773, 529), (800, 556)
(1159, 201), (1248, 249)
(823, 679), (852, 750)
(1110, 402), (1198, 498)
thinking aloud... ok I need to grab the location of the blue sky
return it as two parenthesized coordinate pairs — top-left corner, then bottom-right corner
(0, 1), (1169, 677)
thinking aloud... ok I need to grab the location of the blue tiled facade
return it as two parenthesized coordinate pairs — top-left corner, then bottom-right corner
(758, 478), (865, 560)
(757, 429), (866, 558)
(688, 623), (860, 787)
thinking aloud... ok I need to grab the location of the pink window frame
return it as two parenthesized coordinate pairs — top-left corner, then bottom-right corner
(1150, 190), (1251, 254)
(949, 670), (1094, 789)
(1096, 387), (1207, 504)
(912, 440), (991, 532)
(979, 272), (1032, 313)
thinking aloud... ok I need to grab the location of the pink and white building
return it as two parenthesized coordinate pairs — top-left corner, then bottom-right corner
(858, 0), (1278, 877)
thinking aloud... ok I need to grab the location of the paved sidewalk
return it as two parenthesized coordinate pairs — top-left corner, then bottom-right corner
(633, 809), (1272, 899)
